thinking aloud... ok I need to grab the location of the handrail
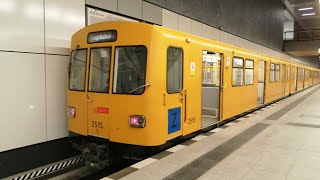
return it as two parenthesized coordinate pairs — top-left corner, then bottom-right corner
(284, 29), (320, 41)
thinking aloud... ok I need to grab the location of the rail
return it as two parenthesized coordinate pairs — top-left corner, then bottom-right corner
(284, 29), (320, 41)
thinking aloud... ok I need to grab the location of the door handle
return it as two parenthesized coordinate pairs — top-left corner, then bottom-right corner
(86, 95), (93, 102)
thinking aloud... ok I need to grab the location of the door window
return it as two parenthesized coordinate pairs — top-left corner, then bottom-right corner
(167, 47), (183, 93)
(270, 63), (275, 82)
(88, 48), (112, 93)
(275, 64), (280, 82)
(258, 61), (265, 83)
(202, 51), (220, 87)
(245, 59), (254, 85)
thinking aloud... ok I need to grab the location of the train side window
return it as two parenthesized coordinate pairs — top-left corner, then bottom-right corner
(167, 47), (183, 93)
(270, 63), (275, 82)
(245, 59), (254, 85)
(275, 64), (280, 82)
(232, 57), (244, 86)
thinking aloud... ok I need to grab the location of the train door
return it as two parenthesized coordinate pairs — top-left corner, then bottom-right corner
(287, 65), (290, 95)
(166, 47), (186, 137)
(68, 49), (89, 135)
(295, 67), (298, 91)
(86, 47), (112, 138)
(282, 64), (286, 96)
(201, 50), (222, 128)
(257, 61), (265, 106)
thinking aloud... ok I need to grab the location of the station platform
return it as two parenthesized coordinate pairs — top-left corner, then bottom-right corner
(103, 85), (320, 180)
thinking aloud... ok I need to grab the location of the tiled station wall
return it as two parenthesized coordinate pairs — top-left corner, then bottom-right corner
(86, 0), (310, 65)
(146, 0), (285, 51)
(0, 0), (85, 152)
(0, 0), (312, 152)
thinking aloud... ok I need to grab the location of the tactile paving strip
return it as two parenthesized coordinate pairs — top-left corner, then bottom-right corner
(8, 156), (83, 180)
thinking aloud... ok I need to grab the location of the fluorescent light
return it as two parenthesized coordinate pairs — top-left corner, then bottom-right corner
(318, 48), (320, 54)
(298, 7), (313, 11)
(302, 13), (315, 16)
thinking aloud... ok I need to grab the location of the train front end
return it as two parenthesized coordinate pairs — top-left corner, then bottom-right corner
(67, 21), (166, 166)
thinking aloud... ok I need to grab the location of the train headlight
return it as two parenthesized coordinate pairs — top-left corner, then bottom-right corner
(67, 106), (76, 118)
(129, 115), (146, 128)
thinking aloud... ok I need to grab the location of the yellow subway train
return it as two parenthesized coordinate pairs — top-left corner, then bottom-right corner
(67, 21), (320, 167)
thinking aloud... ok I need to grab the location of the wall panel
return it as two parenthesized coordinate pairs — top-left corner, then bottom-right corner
(45, 0), (85, 55)
(0, 52), (46, 152)
(162, 9), (178, 30)
(0, 0), (44, 53)
(86, 0), (118, 12)
(118, 0), (142, 19)
(142, 1), (162, 25)
(178, 15), (192, 34)
(46, 55), (69, 141)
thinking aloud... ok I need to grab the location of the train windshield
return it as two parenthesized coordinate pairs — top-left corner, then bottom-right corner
(113, 46), (147, 95)
(69, 49), (87, 91)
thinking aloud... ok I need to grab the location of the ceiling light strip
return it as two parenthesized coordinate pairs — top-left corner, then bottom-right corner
(302, 13), (315, 16)
(298, 7), (313, 11)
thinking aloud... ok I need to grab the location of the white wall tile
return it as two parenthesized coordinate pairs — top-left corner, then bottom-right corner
(87, 7), (137, 25)
(45, 0), (85, 55)
(118, 0), (142, 19)
(46, 55), (69, 141)
(142, 1), (162, 25)
(191, 20), (203, 37)
(162, 9), (178, 30)
(0, 52), (46, 152)
(178, 15), (192, 34)
(202, 24), (220, 41)
(0, 0), (44, 53)
(220, 31), (237, 46)
(86, 0), (118, 12)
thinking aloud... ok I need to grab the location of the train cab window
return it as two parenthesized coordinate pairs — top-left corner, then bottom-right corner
(167, 47), (183, 93)
(88, 48), (111, 93)
(275, 64), (280, 82)
(69, 49), (87, 91)
(270, 63), (275, 82)
(113, 46), (147, 94)
(245, 59), (254, 85)
(232, 57), (244, 86)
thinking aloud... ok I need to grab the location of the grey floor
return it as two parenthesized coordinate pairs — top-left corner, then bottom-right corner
(201, 116), (219, 127)
(104, 85), (320, 180)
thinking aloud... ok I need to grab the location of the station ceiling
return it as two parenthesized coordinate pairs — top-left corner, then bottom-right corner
(284, 0), (320, 30)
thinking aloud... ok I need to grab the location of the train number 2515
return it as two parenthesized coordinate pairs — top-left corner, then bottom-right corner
(92, 121), (103, 128)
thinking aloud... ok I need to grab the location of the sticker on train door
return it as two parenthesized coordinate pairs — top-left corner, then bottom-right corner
(190, 62), (196, 79)
(168, 107), (181, 134)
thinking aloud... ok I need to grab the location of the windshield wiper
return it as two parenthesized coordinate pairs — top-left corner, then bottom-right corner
(129, 84), (151, 94)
